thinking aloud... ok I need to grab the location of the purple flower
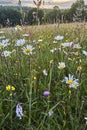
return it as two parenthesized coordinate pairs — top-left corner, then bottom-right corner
(43, 91), (50, 97)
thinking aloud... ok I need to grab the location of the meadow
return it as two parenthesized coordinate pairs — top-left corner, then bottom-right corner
(0, 23), (87, 130)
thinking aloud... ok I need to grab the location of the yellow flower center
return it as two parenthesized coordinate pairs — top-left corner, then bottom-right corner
(25, 49), (31, 53)
(68, 80), (73, 84)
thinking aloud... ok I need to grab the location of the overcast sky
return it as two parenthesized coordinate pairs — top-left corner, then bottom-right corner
(0, 0), (87, 9)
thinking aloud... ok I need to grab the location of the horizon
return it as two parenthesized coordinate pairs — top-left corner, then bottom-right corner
(0, 0), (87, 9)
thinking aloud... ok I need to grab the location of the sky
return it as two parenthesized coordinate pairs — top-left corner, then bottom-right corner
(0, 0), (87, 9)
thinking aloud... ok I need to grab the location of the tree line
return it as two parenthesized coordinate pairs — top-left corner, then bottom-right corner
(0, 0), (87, 27)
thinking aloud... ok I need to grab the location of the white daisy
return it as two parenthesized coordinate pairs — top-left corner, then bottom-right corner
(22, 34), (29, 37)
(64, 74), (79, 89)
(61, 42), (73, 48)
(16, 39), (26, 46)
(82, 50), (87, 56)
(22, 45), (34, 55)
(1, 50), (12, 57)
(0, 39), (9, 49)
(54, 35), (64, 41)
(73, 43), (81, 49)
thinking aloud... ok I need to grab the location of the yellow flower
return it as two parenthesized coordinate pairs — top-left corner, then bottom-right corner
(12, 86), (16, 91)
(6, 85), (10, 91)
(66, 40), (68, 42)
(77, 66), (82, 71)
(33, 76), (37, 80)
(6, 85), (15, 91)
(38, 46), (41, 49)
(75, 52), (79, 56)
(10, 93), (12, 96)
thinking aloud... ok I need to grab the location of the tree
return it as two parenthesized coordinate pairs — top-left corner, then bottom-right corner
(0, 7), (22, 27)
(27, 8), (44, 25)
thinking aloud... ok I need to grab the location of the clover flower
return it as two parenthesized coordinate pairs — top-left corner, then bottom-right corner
(64, 74), (79, 89)
(22, 45), (34, 55)
(16, 103), (23, 119)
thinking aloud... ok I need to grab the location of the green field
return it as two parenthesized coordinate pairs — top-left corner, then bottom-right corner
(0, 23), (87, 130)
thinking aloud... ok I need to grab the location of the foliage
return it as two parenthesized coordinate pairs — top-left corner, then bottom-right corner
(0, 7), (22, 26)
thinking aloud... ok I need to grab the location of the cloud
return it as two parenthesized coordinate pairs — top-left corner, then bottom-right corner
(0, 0), (87, 9)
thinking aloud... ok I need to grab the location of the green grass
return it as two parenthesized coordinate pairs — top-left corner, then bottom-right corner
(0, 23), (87, 130)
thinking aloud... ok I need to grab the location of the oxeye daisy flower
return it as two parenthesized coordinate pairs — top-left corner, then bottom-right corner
(1, 50), (12, 57)
(61, 42), (73, 48)
(82, 50), (87, 56)
(73, 43), (81, 49)
(54, 35), (64, 41)
(0, 39), (9, 49)
(58, 62), (66, 69)
(22, 45), (34, 55)
(16, 39), (25, 46)
(64, 74), (79, 89)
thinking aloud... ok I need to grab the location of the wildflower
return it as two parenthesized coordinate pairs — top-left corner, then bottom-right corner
(75, 51), (79, 56)
(64, 74), (79, 89)
(6, 85), (15, 91)
(0, 31), (4, 34)
(58, 62), (66, 69)
(16, 39), (25, 46)
(77, 66), (82, 71)
(22, 34), (29, 37)
(0, 36), (5, 40)
(61, 42), (73, 48)
(43, 91), (50, 97)
(38, 39), (43, 42)
(82, 50), (87, 56)
(53, 40), (57, 44)
(48, 110), (54, 117)
(16, 103), (23, 119)
(50, 60), (54, 64)
(15, 25), (22, 31)
(6, 85), (10, 91)
(0, 39), (9, 49)
(84, 117), (87, 125)
(73, 43), (81, 49)
(1, 50), (12, 57)
(10, 93), (12, 96)
(54, 35), (64, 41)
(22, 45), (34, 55)
(50, 48), (57, 53)
(33, 76), (36, 80)
(43, 69), (48, 76)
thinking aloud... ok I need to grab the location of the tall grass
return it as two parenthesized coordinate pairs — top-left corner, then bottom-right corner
(0, 23), (87, 130)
